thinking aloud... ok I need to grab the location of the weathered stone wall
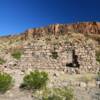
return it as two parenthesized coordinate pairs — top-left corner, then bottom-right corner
(19, 41), (97, 74)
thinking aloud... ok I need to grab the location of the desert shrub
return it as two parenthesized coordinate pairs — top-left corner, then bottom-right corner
(34, 87), (74, 100)
(53, 87), (74, 100)
(50, 51), (58, 59)
(79, 74), (93, 84)
(96, 50), (100, 63)
(98, 72), (100, 77)
(0, 58), (5, 65)
(20, 70), (48, 91)
(97, 72), (100, 81)
(0, 72), (13, 93)
(43, 94), (62, 100)
(11, 51), (22, 60)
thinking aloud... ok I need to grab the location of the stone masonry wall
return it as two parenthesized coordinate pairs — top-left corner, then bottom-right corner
(19, 41), (97, 74)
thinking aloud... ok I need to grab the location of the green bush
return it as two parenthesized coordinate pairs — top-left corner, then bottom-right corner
(20, 70), (48, 91)
(96, 51), (100, 63)
(98, 72), (100, 77)
(53, 87), (74, 100)
(0, 72), (13, 93)
(11, 51), (22, 60)
(43, 94), (62, 100)
(0, 58), (5, 65)
(34, 87), (74, 100)
(97, 72), (100, 80)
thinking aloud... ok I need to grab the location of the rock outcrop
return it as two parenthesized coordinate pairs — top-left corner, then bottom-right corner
(23, 22), (100, 39)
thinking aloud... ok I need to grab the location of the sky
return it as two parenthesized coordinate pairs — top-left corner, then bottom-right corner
(0, 0), (100, 36)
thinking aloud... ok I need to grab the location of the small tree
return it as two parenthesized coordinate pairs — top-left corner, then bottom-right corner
(20, 70), (48, 91)
(0, 72), (13, 93)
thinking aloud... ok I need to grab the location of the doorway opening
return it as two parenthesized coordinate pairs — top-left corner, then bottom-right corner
(66, 50), (80, 68)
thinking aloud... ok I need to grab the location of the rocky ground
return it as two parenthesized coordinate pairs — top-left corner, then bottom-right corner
(0, 68), (100, 100)
(0, 22), (100, 100)
(0, 88), (32, 100)
(0, 87), (99, 100)
(74, 87), (100, 100)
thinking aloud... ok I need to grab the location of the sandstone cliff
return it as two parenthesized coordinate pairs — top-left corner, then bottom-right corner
(23, 22), (100, 39)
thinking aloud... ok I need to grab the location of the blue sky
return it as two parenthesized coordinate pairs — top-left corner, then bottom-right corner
(0, 0), (100, 36)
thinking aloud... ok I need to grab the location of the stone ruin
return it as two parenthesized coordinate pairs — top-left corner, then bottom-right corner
(19, 41), (97, 74)
(0, 22), (99, 74)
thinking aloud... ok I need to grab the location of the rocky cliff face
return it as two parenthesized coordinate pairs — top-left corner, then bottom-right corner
(23, 22), (100, 39)
(0, 22), (100, 41)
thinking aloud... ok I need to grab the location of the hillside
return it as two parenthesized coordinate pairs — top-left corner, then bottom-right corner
(24, 22), (100, 38)
(0, 22), (100, 39)
(0, 22), (100, 100)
